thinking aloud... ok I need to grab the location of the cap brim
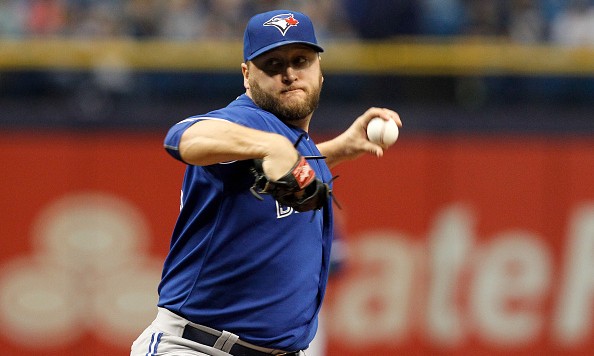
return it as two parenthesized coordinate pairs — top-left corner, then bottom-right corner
(246, 41), (324, 61)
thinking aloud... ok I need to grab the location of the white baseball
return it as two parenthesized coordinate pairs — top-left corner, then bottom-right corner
(366, 117), (399, 146)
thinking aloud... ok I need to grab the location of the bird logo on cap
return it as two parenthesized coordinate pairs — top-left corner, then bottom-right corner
(263, 13), (299, 36)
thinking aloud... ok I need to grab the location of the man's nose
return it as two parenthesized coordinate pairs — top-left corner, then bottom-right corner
(282, 66), (297, 83)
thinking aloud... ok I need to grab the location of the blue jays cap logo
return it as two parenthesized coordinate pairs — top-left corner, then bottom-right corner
(263, 13), (299, 36)
(243, 10), (323, 61)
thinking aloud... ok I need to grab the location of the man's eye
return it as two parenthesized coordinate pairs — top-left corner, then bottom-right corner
(294, 57), (307, 65)
(266, 59), (282, 68)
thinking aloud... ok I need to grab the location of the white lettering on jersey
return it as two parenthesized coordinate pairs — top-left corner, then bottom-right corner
(276, 201), (294, 219)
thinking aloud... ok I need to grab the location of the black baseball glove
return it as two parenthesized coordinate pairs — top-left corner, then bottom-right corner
(250, 155), (332, 212)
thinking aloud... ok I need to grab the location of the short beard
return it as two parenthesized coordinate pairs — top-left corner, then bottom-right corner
(249, 78), (322, 123)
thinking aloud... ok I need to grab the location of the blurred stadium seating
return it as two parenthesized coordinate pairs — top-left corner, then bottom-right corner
(1, 0), (593, 133)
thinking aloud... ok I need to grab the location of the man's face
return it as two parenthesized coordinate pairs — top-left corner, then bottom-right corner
(243, 44), (323, 123)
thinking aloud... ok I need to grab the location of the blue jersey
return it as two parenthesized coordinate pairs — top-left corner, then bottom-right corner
(159, 94), (334, 351)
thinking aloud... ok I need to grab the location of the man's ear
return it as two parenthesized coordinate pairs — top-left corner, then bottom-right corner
(241, 63), (249, 90)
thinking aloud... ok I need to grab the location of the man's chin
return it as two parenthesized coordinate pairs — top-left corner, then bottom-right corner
(250, 85), (319, 122)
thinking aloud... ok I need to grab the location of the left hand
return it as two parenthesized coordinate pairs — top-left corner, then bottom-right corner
(318, 107), (402, 167)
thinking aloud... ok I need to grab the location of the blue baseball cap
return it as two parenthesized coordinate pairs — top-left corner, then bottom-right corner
(243, 10), (324, 62)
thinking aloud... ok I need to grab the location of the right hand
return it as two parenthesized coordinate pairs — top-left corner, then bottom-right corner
(261, 134), (301, 181)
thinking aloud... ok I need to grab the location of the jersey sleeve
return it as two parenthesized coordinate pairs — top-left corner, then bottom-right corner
(163, 116), (231, 163)
(163, 101), (270, 163)
(164, 117), (200, 162)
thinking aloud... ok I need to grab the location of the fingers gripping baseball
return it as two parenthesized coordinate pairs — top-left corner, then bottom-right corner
(345, 107), (402, 158)
(360, 108), (401, 151)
